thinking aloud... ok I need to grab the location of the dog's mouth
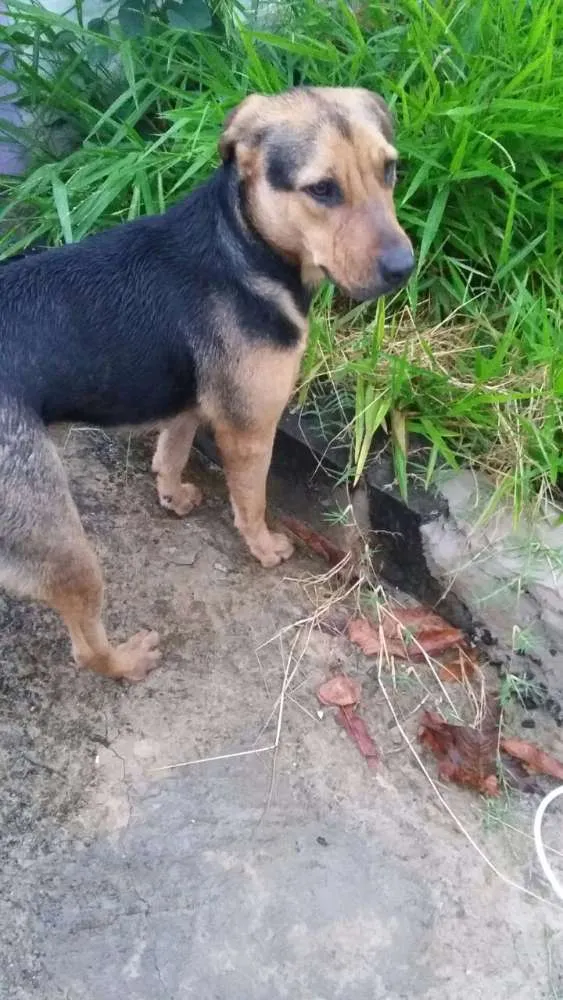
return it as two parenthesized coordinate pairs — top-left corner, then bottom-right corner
(320, 266), (378, 303)
(320, 266), (353, 294)
(320, 265), (411, 302)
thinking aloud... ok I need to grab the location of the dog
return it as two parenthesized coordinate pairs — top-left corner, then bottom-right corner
(0, 86), (414, 681)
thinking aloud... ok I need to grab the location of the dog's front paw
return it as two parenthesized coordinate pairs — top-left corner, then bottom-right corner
(158, 481), (203, 517)
(248, 530), (294, 568)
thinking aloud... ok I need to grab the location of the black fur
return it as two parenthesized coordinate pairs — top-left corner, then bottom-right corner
(266, 147), (296, 191)
(0, 161), (310, 428)
(331, 111), (352, 141)
(264, 130), (315, 194)
(265, 140), (302, 191)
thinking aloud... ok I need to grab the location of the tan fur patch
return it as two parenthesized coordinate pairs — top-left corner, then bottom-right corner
(198, 288), (307, 433)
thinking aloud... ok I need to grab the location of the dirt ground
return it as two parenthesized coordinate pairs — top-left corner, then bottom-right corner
(1, 427), (562, 1000)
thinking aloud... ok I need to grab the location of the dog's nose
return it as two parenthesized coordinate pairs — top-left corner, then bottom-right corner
(380, 246), (415, 288)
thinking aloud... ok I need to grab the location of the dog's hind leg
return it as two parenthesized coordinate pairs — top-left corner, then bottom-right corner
(152, 410), (203, 516)
(42, 544), (160, 681)
(0, 406), (160, 680)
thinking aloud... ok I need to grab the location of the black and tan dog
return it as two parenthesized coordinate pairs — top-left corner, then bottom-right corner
(0, 87), (414, 681)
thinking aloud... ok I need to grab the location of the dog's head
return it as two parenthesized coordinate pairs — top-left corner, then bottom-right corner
(220, 87), (414, 300)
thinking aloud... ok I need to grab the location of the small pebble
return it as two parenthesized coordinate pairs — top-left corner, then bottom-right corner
(316, 836), (328, 847)
(168, 548), (199, 566)
(521, 717), (536, 729)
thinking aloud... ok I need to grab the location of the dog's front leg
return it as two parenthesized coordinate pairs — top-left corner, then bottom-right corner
(214, 420), (293, 568)
(152, 410), (203, 516)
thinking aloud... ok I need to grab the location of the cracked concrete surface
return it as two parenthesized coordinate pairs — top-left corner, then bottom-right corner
(422, 471), (563, 713)
(1, 428), (562, 999)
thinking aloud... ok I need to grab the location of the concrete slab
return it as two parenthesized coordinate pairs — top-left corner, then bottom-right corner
(1, 428), (562, 999)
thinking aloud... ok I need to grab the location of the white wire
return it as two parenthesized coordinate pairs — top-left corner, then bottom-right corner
(533, 785), (563, 901)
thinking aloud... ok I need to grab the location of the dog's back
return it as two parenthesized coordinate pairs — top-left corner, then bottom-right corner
(0, 205), (208, 426)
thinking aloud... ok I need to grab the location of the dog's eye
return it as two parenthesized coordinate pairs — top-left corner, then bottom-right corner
(384, 160), (397, 186)
(303, 179), (343, 205)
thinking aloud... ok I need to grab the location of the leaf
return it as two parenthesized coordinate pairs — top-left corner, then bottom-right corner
(353, 393), (390, 485)
(317, 675), (379, 768)
(85, 39), (111, 65)
(166, 0), (212, 30)
(347, 606), (465, 662)
(51, 177), (73, 245)
(391, 408), (408, 500)
(500, 757), (543, 796)
(418, 710), (500, 796)
(279, 515), (347, 568)
(394, 607), (457, 633)
(403, 626), (465, 657)
(54, 29), (78, 48)
(120, 41), (138, 104)
(500, 738), (563, 781)
(118, 0), (146, 37)
(418, 185), (448, 270)
(87, 17), (109, 35)
(318, 674), (361, 707)
(348, 616), (407, 658)
(439, 646), (477, 684)
(338, 706), (380, 769)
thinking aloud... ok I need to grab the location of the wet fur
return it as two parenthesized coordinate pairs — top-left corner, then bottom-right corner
(0, 86), (413, 681)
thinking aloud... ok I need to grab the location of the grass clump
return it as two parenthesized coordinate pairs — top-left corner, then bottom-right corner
(1, 0), (562, 513)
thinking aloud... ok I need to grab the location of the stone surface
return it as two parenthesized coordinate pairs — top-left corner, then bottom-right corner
(422, 471), (563, 714)
(1, 427), (562, 999)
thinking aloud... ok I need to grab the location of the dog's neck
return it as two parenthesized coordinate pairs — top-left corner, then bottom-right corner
(214, 161), (313, 316)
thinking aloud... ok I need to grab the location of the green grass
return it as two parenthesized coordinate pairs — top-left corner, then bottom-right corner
(499, 670), (545, 711)
(1, 0), (562, 513)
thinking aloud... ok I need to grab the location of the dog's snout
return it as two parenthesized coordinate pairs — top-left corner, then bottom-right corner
(380, 245), (415, 288)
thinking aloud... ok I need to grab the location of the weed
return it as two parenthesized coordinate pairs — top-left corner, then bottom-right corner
(499, 671), (545, 711)
(481, 782), (514, 834)
(321, 504), (354, 528)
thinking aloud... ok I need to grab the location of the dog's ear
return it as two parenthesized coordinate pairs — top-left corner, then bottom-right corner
(364, 91), (394, 142)
(218, 104), (242, 162)
(219, 95), (269, 174)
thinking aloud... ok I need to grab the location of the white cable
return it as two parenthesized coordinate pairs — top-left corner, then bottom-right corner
(533, 785), (563, 901)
